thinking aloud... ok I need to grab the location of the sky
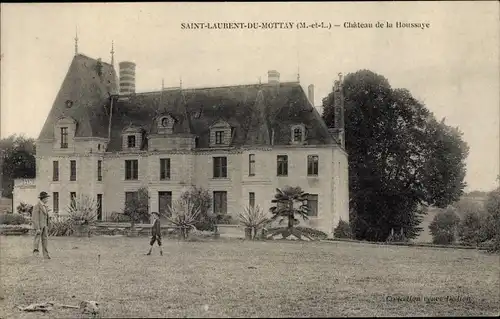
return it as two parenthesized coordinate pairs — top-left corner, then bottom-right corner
(1, 2), (499, 192)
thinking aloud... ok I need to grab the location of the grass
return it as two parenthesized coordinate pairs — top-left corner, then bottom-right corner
(1, 236), (499, 318)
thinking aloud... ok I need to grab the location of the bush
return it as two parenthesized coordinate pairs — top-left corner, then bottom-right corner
(482, 188), (500, 253)
(334, 219), (352, 239)
(458, 211), (484, 246)
(108, 212), (131, 222)
(16, 202), (33, 216)
(48, 216), (73, 236)
(180, 186), (213, 231)
(296, 227), (328, 240)
(0, 213), (29, 225)
(429, 207), (460, 245)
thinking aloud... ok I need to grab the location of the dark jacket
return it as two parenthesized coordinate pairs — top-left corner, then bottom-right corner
(152, 218), (161, 237)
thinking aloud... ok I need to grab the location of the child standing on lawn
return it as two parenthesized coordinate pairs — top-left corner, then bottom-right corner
(146, 212), (162, 256)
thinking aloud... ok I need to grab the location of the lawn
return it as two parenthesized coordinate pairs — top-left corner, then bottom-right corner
(0, 235), (499, 318)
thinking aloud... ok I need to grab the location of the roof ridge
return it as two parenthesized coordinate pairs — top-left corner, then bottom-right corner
(75, 53), (114, 67)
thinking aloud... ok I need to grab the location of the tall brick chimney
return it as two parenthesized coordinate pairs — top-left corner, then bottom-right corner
(329, 73), (345, 148)
(308, 84), (315, 106)
(268, 70), (280, 84)
(119, 61), (136, 95)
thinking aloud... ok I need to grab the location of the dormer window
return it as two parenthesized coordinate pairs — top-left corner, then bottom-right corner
(127, 135), (136, 148)
(55, 116), (77, 150)
(60, 127), (68, 148)
(291, 124), (305, 144)
(122, 126), (143, 151)
(157, 114), (175, 135)
(215, 131), (224, 144)
(209, 119), (232, 147)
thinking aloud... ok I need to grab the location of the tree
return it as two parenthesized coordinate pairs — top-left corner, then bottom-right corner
(457, 211), (484, 246)
(267, 186), (315, 240)
(482, 188), (500, 252)
(322, 70), (469, 241)
(429, 207), (460, 245)
(123, 187), (149, 229)
(0, 134), (36, 198)
(179, 186), (214, 230)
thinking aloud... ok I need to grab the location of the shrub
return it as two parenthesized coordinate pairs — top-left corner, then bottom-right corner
(238, 205), (269, 239)
(429, 207), (460, 245)
(180, 186), (213, 231)
(123, 188), (149, 227)
(295, 227), (328, 240)
(386, 228), (409, 243)
(16, 202), (33, 216)
(48, 215), (73, 236)
(108, 212), (131, 222)
(482, 188), (500, 253)
(216, 214), (235, 225)
(67, 194), (99, 226)
(334, 219), (352, 239)
(458, 211), (484, 246)
(0, 213), (29, 225)
(166, 198), (202, 240)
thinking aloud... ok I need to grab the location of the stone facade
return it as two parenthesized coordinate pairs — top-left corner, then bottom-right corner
(34, 53), (349, 236)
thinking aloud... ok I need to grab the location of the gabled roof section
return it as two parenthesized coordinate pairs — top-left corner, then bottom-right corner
(38, 54), (118, 141)
(105, 82), (335, 151)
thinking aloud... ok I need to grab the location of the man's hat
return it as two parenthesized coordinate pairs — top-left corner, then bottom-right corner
(151, 211), (160, 217)
(38, 191), (50, 200)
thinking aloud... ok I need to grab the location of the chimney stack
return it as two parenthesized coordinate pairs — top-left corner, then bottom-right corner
(268, 70), (280, 84)
(308, 84), (315, 106)
(119, 61), (136, 95)
(329, 73), (345, 148)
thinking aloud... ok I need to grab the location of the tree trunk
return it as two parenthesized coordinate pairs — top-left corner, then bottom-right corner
(245, 227), (252, 240)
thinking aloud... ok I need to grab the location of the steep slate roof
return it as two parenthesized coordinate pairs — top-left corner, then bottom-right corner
(39, 54), (336, 150)
(38, 54), (118, 141)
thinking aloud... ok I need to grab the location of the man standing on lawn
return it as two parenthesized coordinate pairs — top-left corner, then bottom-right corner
(146, 211), (162, 256)
(32, 191), (51, 259)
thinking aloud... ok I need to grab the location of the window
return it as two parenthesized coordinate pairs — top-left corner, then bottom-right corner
(52, 161), (59, 181)
(306, 194), (318, 217)
(60, 127), (68, 148)
(277, 155), (288, 176)
(70, 192), (76, 208)
(249, 154), (255, 176)
(249, 192), (255, 208)
(293, 128), (302, 141)
(127, 135), (136, 148)
(159, 191), (172, 217)
(125, 191), (138, 203)
(52, 192), (59, 214)
(213, 191), (227, 215)
(97, 160), (102, 181)
(215, 131), (224, 144)
(160, 158), (171, 180)
(307, 155), (319, 176)
(98, 144), (101, 151)
(213, 157), (227, 178)
(97, 194), (102, 221)
(70, 160), (76, 181)
(125, 160), (139, 180)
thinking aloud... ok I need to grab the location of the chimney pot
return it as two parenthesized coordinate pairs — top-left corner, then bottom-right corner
(268, 70), (280, 84)
(119, 61), (136, 95)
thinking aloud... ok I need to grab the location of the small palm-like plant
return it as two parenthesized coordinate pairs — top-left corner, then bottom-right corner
(268, 186), (315, 241)
(67, 194), (99, 226)
(166, 198), (202, 240)
(238, 205), (269, 240)
(66, 194), (99, 237)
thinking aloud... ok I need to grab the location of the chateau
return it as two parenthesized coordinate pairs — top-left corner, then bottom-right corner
(34, 50), (349, 235)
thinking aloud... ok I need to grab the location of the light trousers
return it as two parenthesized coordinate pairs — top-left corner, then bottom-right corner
(33, 226), (49, 257)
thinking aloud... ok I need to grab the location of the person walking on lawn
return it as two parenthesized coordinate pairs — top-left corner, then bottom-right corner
(32, 191), (51, 259)
(146, 212), (162, 256)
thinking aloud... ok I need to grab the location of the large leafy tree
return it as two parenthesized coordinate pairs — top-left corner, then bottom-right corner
(322, 70), (469, 241)
(0, 134), (36, 198)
